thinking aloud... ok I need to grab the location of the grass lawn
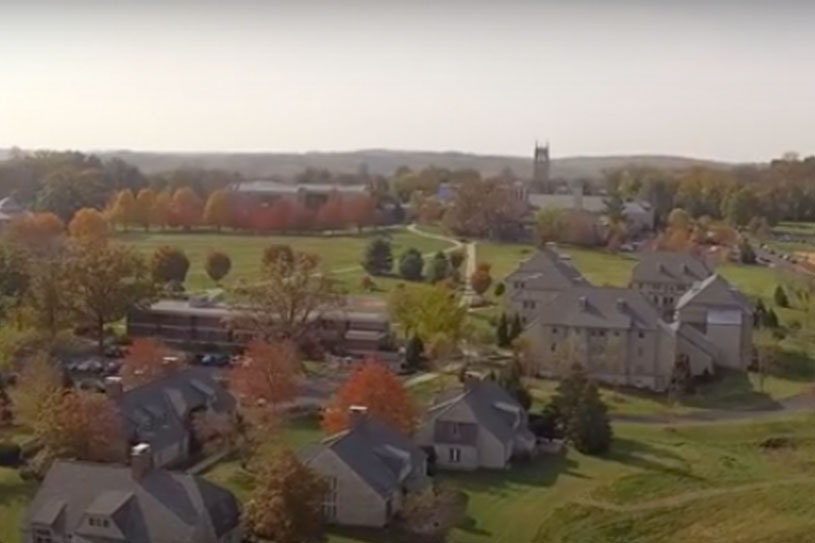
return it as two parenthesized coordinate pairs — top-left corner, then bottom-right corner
(115, 227), (454, 292)
(0, 467), (34, 543)
(448, 415), (815, 543)
(772, 221), (815, 236)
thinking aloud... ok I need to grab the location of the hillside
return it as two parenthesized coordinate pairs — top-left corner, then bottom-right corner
(79, 149), (731, 180)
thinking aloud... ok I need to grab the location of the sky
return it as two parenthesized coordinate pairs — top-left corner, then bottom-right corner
(1, 0), (814, 162)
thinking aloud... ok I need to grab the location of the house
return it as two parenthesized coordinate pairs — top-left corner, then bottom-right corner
(630, 251), (713, 314)
(416, 379), (536, 471)
(675, 274), (754, 370)
(0, 196), (30, 227)
(127, 298), (392, 356)
(229, 180), (369, 210)
(298, 407), (429, 528)
(504, 245), (587, 325)
(522, 287), (685, 391)
(105, 367), (235, 468)
(21, 444), (242, 543)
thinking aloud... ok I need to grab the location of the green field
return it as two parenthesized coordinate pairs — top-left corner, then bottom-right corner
(0, 467), (34, 543)
(116, 227), (454, 291)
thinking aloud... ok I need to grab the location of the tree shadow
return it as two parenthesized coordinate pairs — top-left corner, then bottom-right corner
(680, 370), (782, 412)
(603, 438), (703, 482)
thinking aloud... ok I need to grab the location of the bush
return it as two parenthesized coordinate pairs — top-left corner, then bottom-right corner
(494, 282), (505, 297)
(398, 248), (424, 281)
(0, 442), (21, 467)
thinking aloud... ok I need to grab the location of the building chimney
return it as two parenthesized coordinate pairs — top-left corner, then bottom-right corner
(131, 443), (153, 481)
(104, 376), (123, 400)
(348, 405), (368, 428)
(578, 296), (588, 311)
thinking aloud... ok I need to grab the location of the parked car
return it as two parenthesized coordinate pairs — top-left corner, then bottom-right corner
(200, 353), (231, 367)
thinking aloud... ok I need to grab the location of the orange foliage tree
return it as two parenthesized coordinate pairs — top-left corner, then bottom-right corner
(135, 188), (156, 231)
(469, 262), (493, 295)
(203, 189), (233, 231)
(4, 212), (65, 250)
(151, 189), (173, 230)
(40, 391), (127, 463)
(106, 189), (137, 231)
(171, 187), (204, 230)
(120, 338), (178, 387)
(68, 207), (109, 242)
(321, 358), (416, 436)
(229, 339), (299, 411)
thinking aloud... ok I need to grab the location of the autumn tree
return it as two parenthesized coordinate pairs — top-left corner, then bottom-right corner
(362, 237), (392, 276)
(205, 251), (232, 284)
(0, 242), (30, 320)
(469, 262), (493, 295)
(449, 249), (465, 271)
(13, 353), (63, 433)
(4, 212), (65, 252)
(321, 358), (416, 435)
(106, 189), (137, 231)
(203, 189), (232, 231)
(134, 188), (156, 231)
(171, 187), (204, 230)
(533, 207), (565, 246)
(25, 253), (75, 336)
(442, 178), (518, 239)
(262, 244), (294, 270)
(229, 339), (298, 412)
(387, 283), (466, 344)
(231, 251), (340, 342)
(343, 194), (376, 231)
(243, 448), (327, 543)
(120, 338), (178, 387)
(69, 240), (153, 352)
(68, 207), (109, 242)
(150, 246), (190, 285)
(316, 192), (345, 231)
(38, 391), (127, 465)
(151, 189), (172, 230)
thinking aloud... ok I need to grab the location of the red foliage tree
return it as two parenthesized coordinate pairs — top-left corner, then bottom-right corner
(229, 339), (299, 411)
(120, 338), (178, 387)
(171, 187), (204, 230)
(316, 192), (346, 231)
(321, 358), (416, 435)
(343, 195), (376, 231)
(289, 202), (314, 232)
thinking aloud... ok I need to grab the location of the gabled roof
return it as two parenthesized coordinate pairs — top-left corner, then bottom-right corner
(25, 460), (240, 540)
(117, 367), (235, 453)
(533, 286), (663, 330)
(670, 321), (719, 358)
(631, 251), (713, 285)
(300, 415), (425, 498)
(507, 247), (586, 289)
(428, 380), (532, 445)
(675, 274), (753, 313)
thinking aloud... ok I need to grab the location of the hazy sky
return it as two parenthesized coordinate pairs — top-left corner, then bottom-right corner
(2, 0), (814, 161)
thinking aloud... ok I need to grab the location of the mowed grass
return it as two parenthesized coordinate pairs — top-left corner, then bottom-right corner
(448, 415), (815, 543)
(0, 467), (34, 543)
(115, 227), (453, 291)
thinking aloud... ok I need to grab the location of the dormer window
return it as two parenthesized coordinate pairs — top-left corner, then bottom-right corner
(88, 517), (110, 528)
(34, 528), (53, 543)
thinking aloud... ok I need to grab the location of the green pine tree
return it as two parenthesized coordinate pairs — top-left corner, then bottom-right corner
(774, 285), (789, 308)
(765, 308), (779, 329)
(404, 334), (425, 371)
(552, 363), (588, 425)
(509, 314), (523, 341)
(363, 237), (393, 276)
(496, 313), (510, 347)
(398, 248), (424, 281)
(567, 381), (612, 455)
(426, 251), (450, 283)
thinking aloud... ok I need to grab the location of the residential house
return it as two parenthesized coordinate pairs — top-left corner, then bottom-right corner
(21, 444), (242, 543)
(522, 287), (705, 391)
(630, 251), (713, 314)
(416, 379), (537, 471)
(675, 274), (754, 371)
(0, 196), (30, 227)
(299, 407), (429, 528)
(504, 245), (587, 325)
(105, 367), (235, 468)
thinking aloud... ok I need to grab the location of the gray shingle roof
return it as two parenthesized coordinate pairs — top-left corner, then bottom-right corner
(534, 287), (663, 330)
(428, 380), (533, 446)
(24, 460), (240, 541)
(670, 321), (719, 358)
(117, 367), (235, 457)
(231, 180), (368, 195)
(506, 247), (586, 287)
(300, 415), (426, 498)
(631, 251), (712, 285)
(675, 274), (753, 312)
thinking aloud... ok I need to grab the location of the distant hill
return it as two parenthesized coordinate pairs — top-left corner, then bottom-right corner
(1, 148), (733, 180)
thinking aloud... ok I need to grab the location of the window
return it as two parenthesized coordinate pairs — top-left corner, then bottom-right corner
(550, 343), (556, 352)
(322, 477), (338, 521)
(598, 331), (606, 337)
(34, 529), (53, 543)
(449, 447), (462, 463)
(638, 331), (645, 339)
(450, 422), (460, 437)
(552, 327), (558, 334)
(88, 518), (109, 528)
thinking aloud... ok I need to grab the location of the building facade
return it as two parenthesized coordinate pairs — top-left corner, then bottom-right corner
(630, 251), (713, 315)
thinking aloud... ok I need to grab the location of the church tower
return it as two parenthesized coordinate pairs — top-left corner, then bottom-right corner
(531, 141), (550, 193)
